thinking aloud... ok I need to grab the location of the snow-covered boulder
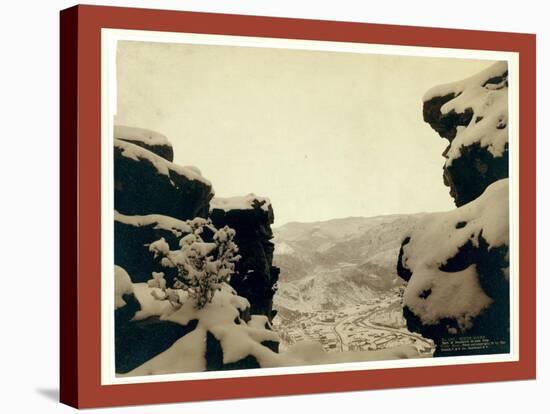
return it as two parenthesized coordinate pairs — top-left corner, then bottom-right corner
(423, 61), (509, 206)
(114, 125), (174, 162)
(115, 265), (135, 309)
(209, 194), (280, 319)
(397, 179), (510, 356)
(123, 284), (278, 375)
(115, 274), (200, 374)
(116, 315), (196, 374)
(114, 265), (141, 324)
(114, 266), (193, 373)
(114, 138), (213, 220)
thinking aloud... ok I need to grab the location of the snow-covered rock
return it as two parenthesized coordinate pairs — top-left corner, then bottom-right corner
(116, 313), (196, 374)
(115, 265), (134, 309)
(114, 211), (201, 283)
(113, 266), (194, 374)
(114, 267), (198, 374)
(397, 179), (510, 356)
(114, 138), (213, 220)
(210, 194), (272, 213)
(423, 61), (509, 206)
(405, 62), (511, 356)
(114, 125), (174, 161)
(123, 283), (421, 376)
(114, 265), (141, 324)
(210, 194), (279, 319)
(124, 284), (278, 375)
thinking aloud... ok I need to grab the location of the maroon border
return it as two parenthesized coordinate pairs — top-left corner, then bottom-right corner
(59, 4), (536, 408)
(59, 5), (79, 408)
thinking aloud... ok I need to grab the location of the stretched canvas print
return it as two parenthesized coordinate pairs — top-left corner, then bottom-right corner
(60, 5), (536, 408)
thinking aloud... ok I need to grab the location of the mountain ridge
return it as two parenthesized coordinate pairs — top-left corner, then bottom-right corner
(272, 214), (424, 311)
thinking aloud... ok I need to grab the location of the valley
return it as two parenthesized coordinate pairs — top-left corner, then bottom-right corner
(272, 215), (435, 355)
(273, 287), (433, 355)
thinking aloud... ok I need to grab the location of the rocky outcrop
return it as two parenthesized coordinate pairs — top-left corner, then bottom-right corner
(398, 62), (511, 357)
(209, 194), (280, 320)
(114, 125), (174, 161)
(113, 127), (282, 374)
(114, 194), (280, 318)
(422, 61), (509, 206)
(397, 180), (510, 356)
(114, 138), (212, 220)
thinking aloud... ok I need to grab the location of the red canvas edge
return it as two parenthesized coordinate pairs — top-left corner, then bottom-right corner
(59, 5), (79, 408)
(59, 4), (537, 409)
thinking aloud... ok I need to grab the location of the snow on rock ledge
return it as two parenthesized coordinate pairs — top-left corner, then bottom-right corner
(115, 138), (209, 185)
(115, 125), (174, 161)
(114, 211), (200, 283)
(210, 194), (272, 214)
(397, 179), (510, 356)
(423, 61), (509, 206)
(114, 138), (213, 220)
(115, 210), (194, 237)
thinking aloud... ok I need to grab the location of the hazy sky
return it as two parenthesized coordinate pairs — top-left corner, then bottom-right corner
(115, 40), (494, 226)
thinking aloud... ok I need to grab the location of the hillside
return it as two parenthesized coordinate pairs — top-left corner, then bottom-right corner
(272, 214), (424, 311)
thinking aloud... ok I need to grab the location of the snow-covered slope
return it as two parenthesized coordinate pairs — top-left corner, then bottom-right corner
(274, 269), (378, 312)
(273, 215), (423, 311)
(123, 282), (421, 376)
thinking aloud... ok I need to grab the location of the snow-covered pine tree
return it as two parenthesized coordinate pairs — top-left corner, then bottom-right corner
(148, 218), (241, 309)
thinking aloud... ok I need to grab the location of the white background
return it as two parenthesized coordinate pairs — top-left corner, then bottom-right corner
(1, 0), (546, 412)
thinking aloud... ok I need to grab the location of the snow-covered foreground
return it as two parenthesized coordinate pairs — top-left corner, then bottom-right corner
(120, 282), (424, 376)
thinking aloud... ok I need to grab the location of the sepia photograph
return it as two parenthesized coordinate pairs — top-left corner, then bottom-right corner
(107, 33), (514, 379)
